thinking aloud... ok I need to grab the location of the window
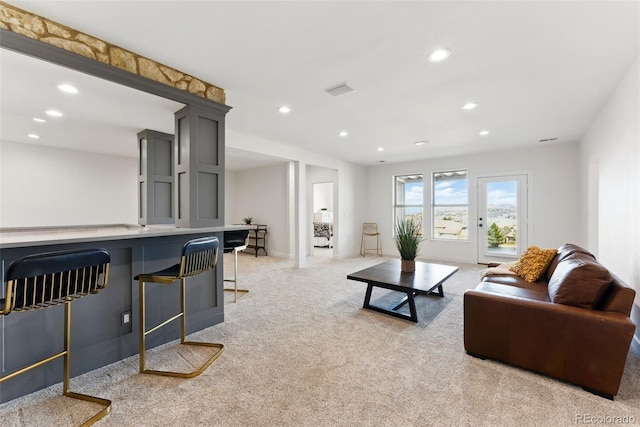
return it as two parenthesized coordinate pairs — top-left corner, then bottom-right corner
(432, 170), (468, 240)
(394, 174), (423, 234)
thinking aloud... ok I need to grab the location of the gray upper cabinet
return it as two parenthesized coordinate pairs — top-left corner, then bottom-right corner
(138, 129), (175, 225)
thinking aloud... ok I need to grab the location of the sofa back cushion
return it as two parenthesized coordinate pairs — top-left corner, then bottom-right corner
(546, 243), (596, 279)
(547, 258), (612, 309)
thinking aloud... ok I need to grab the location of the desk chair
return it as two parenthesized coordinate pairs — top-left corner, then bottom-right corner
(0, 248), (111, 426)
(223, 229), (250, 302)
(134, 236), (223, 378)
(360, 222), (382, 256)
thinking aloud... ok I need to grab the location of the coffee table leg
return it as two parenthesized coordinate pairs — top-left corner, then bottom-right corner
(363, 286), (418, 322)
(387, 292), (419, 322)
(363, 283), (374, 309)
(389, 291), (418, 322)
(429, 284), (445, 297)
(406, 292), (418, 322)
(391, 295), (409, 311)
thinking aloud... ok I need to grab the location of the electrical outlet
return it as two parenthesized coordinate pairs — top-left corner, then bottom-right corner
(121, 311), (131, 326)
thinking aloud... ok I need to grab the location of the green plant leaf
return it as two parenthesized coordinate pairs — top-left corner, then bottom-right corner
(394, 217), (423, 260)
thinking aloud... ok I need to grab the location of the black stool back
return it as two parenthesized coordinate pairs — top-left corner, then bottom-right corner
(224, 229), (250, 253)
(3, 248), (109, 314)
(1, 248), (112, 426)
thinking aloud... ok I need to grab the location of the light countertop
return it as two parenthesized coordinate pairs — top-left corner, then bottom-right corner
(0, 224), (254, 249)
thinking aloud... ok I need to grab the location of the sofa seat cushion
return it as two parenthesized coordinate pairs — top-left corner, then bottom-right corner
(475, 281), (550, 302)
(548, 258), (612, 309)
(481, 273), (549, 292)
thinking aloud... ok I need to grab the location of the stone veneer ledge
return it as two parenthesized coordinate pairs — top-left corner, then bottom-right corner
(0, 1), (226, 104)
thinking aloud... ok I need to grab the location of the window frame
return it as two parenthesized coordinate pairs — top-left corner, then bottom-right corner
(393, 174), (424, 236)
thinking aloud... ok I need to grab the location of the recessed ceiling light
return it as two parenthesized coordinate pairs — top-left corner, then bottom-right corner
(28, 134), (40, 139)
(462, 102), (477, 110)
(278, 106), (291, 114)
(427, 48), (451, 63)
(479, 130), (490, 136)
(414, 140), (428, 146)
(45, 110), (63, 117)
(377, 147), (384, 152)
(339, 131), (348, 137)
(58, 84), (78, 94)
(33, 117), (46, 123)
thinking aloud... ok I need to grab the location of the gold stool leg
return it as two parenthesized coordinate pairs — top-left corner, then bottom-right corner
(139, 278), (224, 378)
(62, 302), (112, 427)
(224, 248), (249, 302)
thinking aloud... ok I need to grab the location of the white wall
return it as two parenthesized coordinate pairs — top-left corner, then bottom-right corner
(224, 162), (290, 258)
(226, 129), (367, 259)
(224, 169), (239, 222)
(0, 141), (137, 227)
(313, 182), (333, 212)
(579, 56), (639, 300)
(365, 142), (582, 264)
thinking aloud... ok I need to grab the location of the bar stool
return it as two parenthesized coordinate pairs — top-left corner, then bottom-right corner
(0, 248), (111, 426)
(223, 229), (250, 302)
(360, 222), (382, 256)
(134, 235), (223, 378)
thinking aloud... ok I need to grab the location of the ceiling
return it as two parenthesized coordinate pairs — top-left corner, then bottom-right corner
(0, 48), (284, 171)
(2, 1), (639, 167)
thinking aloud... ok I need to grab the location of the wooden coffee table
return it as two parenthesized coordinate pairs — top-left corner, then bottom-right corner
(347, 260), (459, 322)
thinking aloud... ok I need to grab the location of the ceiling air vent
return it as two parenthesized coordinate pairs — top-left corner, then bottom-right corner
(325, 83), (354, 97)
(539, 137), (558, 143)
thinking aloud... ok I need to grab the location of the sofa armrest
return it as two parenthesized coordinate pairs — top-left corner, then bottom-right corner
(464, 289), (636, 397)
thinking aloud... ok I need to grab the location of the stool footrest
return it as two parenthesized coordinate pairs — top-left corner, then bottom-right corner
(140, 341), (224, 378)
(223, 287), (249, 302)
(63, 391), (112, 427)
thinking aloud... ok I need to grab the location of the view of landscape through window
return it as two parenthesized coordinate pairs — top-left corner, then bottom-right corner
(394, 175), (423, 235)
(433, 171), (468, 240)
(485, 180), (518, 254)
(396, 172), (517, 249)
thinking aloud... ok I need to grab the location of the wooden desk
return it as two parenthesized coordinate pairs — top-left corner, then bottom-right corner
(246, 224), (267, 256)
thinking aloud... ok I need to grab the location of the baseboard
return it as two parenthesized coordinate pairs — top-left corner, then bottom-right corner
(631, 302), (640, 356)
(632, 335), (640, 356)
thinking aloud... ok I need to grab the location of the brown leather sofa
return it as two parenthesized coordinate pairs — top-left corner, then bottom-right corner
(464, 244), (636, 399)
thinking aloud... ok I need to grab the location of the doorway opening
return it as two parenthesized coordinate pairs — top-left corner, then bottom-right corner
(312, 181), (334, 257)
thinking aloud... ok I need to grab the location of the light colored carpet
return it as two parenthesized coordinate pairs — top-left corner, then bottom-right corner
(1, 251), (639, 426)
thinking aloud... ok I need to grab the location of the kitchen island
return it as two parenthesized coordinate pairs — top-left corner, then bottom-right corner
(0, 224), (251, 403)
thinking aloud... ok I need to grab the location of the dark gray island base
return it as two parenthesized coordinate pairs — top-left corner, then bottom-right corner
(0, 224), (249, 403)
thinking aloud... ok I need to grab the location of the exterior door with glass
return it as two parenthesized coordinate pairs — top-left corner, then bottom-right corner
(477, 175), (528, 264)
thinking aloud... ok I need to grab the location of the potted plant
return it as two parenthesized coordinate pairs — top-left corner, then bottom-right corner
(243, 217), (253, 225)
(394, 217), (423, 272)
